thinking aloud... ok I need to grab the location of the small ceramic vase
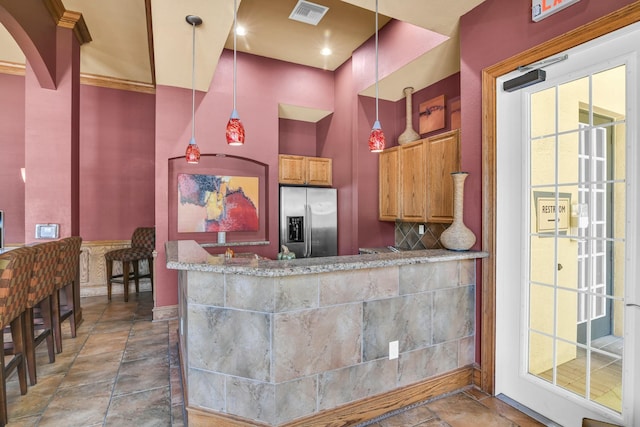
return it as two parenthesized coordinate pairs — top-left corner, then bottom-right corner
(398, 87), (420, 145)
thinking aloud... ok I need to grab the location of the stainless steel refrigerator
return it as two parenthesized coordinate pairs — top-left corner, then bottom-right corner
(279, 186), (337, 258)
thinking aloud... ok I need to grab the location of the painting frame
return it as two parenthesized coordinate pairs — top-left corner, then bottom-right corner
(177, 173), (259, 233)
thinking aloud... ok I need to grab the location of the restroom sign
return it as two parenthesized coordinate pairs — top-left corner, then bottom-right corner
(532, 0), (581, 22)
(536, 196), (570, 233)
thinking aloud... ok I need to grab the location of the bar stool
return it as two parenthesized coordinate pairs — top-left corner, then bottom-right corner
(23, 241), (60, 385)
(104, 227), (155, 302)
(0, 247), (35, 426)
(52, 236), (82, 354)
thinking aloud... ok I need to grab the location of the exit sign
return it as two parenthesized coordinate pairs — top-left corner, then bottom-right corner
(532, 0), (581, 22)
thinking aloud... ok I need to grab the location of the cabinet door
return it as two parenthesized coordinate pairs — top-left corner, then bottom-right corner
(305, 157), (332, 187)
(378, 147), (399, 221)
(425, 130), (460, 223)
(279, 155), (305, 184)
(400, 140), (427, 222)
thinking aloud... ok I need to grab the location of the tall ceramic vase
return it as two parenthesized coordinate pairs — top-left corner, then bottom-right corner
(440, 172), (476, 251)
(398, 87), (420, 145)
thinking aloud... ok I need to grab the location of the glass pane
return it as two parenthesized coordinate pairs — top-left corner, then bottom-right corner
(530, 284), (554, 335)
(556, 342), (587, 397)
(558, 76), (589, 133)
(589, 350), (622, 412)
(612, 181), (626, 238)
(592, 66), (626, 118)
(557, 184), (577, 240)
(612, 239), (625, 336)
(612, 123), (626, 180)
(531, 87), (557, 138)
(529, 331), (554, 379)
(557, 288), (578, 343)
(557, 132), (580, 186)
(530, 234), (556, 285)
(531, 137), (556, 186)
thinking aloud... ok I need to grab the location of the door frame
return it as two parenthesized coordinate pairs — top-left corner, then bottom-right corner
(480, 2), (640, 394)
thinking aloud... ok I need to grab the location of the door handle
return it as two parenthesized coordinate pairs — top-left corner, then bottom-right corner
(626, 303), (640, 308)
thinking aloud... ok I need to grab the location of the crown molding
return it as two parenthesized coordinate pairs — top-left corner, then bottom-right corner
(0, 62), (155, 94)
(58, 10), (92, 45)
(80, 74), (156, 94)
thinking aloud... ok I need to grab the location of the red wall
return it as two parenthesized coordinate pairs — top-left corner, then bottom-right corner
(279, 119), (317, 156)
(0, 73), (156, 243)
(0, 73), (25, 245)
(78, 85), (155, 241)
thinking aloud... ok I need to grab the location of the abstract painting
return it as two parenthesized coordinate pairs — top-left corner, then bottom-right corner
(177, 174), (259, 232)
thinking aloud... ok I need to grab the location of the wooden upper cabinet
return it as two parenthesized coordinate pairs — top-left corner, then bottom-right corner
(378, 147), (399, 221)
(425, 129), (461, 223)
(278, 155), (306, 184)
(399, 140), (427, 222)
(278, 155), (332, 186)
(305, 157), (332, 187)
(377, 129), (460, 223)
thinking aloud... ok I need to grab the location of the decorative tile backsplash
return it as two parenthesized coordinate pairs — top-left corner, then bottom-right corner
(395, 221), (449, 250)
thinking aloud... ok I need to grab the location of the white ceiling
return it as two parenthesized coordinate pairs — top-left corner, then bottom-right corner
(0, 0), (485, 119)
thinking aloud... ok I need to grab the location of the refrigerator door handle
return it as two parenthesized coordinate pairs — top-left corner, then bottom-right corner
(302, 204), (308, 257)
(306, 204), (312, 257)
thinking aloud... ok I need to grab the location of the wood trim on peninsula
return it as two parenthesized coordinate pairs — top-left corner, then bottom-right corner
(184, 365), (475, 427)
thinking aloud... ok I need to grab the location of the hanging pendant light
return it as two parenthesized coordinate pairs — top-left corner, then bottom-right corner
(368, 0), (385, 153)
(226, 0), (245, 146)
(185, 15), (203, 164)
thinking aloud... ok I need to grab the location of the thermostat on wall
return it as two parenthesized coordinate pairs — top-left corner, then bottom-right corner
(35, 224), (59, 239)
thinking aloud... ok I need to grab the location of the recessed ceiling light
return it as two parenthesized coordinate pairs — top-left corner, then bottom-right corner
(235, 25), (246, 36)
(321, 47), (332, 56)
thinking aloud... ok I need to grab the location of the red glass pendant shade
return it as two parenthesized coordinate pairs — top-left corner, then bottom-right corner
(226, 109), (245, 146)
(185, 15), (203, 164)
(185, 137), (201, 164)
(368, 120), (386, 152)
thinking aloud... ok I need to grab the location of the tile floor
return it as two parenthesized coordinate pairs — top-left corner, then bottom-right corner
(4, 291), (545, 427)
(359, 388), (546, 426)
(4, 291), (184, 427)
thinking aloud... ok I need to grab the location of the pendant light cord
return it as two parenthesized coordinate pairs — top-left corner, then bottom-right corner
(191, 20), (196, 141)
(233, 0), (238, 111)
(374, 0), (379, 122)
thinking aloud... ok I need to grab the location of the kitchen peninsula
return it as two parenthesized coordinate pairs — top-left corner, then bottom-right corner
(166, 240), (488, 426)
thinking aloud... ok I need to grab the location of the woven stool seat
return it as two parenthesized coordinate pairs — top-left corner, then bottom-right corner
(104, 247), (153, 262)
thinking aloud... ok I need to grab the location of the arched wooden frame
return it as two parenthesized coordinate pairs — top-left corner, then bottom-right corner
(480, 2), (640, 394)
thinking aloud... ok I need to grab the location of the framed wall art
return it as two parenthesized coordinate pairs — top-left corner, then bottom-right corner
(419, 95), (446, 134)
(177, 173), (259, 233)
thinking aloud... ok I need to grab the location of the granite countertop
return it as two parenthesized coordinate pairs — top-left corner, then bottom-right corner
(166, 240), (488, 277)
(359, 246), (405, 254)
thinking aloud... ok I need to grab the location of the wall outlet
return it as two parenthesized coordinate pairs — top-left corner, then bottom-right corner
(418, 224), (425, 235)
(389, 341), (399, 360)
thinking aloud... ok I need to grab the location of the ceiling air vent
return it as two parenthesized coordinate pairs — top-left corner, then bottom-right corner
(289, 0), (329, 26)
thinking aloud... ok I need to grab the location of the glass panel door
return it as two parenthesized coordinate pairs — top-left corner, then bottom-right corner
(528, 66), (625, 414)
